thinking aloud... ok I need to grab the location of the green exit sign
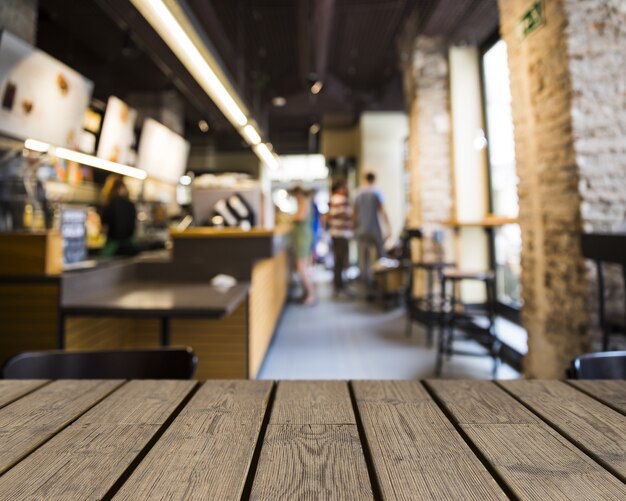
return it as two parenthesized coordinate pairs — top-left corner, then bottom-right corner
(518, 1), (545, 40)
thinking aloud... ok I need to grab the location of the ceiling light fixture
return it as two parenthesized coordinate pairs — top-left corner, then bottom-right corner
(310, 80), (324, 95)
(25, 140), (147, 179)
(242, 124), (262, 146)
(24, 139), (50, 153)
(54, 147), (147, 180)
(272, 96), (286, 107)
(131, 0), (247, 127)
(253, 143), (279, 170)
(309, 123), (320, 135)
(198, 120), (209, 132)
(131, 0), (280, 169)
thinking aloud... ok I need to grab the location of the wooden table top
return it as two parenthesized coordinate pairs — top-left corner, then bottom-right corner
(0, 379), (624, 500)
(61, 281), (250, 317)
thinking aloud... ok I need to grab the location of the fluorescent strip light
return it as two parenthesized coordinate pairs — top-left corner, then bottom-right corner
(131, 0), (247, 127)
(55, 148), (147, 180)
(253, 143), (279, 170)
(242, 124), (262, 146)
(24, 139), (50, 153)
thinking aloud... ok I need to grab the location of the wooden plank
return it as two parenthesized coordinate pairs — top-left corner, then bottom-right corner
(0, 380), (48, 409)
(352, 381), (506, 500)
(427, 380), (626, 500)
(251, 381), (373, 499)
(0, 380), (122, 474)
(0, 380), (195, 500)
(568, 380), (626, 415)
(114, 381), (273, 501)
(500, 380), (626, 480)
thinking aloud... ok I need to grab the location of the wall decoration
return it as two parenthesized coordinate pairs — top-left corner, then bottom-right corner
(96, 96), (137, 164)
(0, 30), (93, 148)
(136, 118), (189, 184)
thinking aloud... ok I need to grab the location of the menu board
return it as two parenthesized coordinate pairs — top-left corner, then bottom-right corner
(136, 118), (189, 184)
(96, 96), (137, 164)
(0, 30), (93, 148)
(61, 207), (87, 264)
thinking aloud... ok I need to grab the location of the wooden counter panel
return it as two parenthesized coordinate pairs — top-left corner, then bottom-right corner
(65, 317), (133, 351)
(249, 250), (289, 378)
(0, 284), (59, 365)
(171, 300), (248, 380)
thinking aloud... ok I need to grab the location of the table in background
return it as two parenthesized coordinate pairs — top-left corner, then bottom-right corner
(0, 379), (624, 499)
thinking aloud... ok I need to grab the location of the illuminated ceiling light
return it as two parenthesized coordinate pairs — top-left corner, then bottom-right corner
(309, 123), (320, 135)
(253, 143), (279, 170)
(310, 80), (323, 95)
(242, 124), (262, 146)
(180, 175), (192, 185)
(24, 139), (50, 153)
(198, 120), (209, 132)
(272, 96), (286, 107)
(131, 0), (247, 127)
(55, 147), (147, 180)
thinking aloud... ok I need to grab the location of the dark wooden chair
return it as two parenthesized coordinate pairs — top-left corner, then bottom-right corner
(437, 269), (500, 377)
(568, 351), (626, 379)
(2, 347), (197, 379)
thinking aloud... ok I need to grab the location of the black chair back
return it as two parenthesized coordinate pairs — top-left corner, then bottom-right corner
(2, 347), (197, 379)
(569, 351), (626, 379)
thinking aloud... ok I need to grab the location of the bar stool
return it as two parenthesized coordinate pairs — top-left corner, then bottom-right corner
(437, 269), (500, 377)
(405, 261), (455, 345)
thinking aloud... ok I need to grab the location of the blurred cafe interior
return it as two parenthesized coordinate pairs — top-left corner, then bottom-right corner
(0, 0), (624, 383)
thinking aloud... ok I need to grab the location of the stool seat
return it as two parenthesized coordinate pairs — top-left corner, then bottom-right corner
(437, 268), (500, 377)
(442, 269), (495, 281)
(412, 261), (456, 270)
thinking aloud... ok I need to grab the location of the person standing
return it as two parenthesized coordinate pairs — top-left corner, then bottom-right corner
(328, 180), (353, 297)
(354, 172), (389, 298)
(291, 186), (316, 305)
(100, 174), (137, 256)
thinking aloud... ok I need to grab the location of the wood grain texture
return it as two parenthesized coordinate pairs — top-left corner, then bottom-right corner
(249, 251), (288, 377)
(500, 380), (626, 480)
(0, 380), (195, 500)
(0, 380), (122, 474)
(568, 380), (626, 415)
(0, 232), (61, 275)
(427, 380), (626, 500)
(0, 380), (47, 409)
(114, 381), (273, 501)
(251, 381), (373, 500)
(0, 283), (59, 364)
(352, 381), (506, 500)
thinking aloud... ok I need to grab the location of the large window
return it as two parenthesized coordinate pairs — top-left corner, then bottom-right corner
(482, 40), (522, 311)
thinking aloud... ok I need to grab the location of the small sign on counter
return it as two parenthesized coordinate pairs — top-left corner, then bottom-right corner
(61, 207), (87, 264)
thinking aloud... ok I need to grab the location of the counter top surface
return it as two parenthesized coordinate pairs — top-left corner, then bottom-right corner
(61, 280), (249, 317)
(0, 380), (624, 499)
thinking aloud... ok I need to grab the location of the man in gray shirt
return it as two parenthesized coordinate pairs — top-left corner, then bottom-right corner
(354, 172), (389, 298)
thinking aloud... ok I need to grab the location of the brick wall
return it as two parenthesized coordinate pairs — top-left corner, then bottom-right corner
(0, 0), (37, 45)
(407, 36), (453, 231)
(498, 0), (590, 377)
(499, 0), (626, 375)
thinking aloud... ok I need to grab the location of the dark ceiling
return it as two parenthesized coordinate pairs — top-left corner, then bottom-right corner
(35, 0), (499, 156)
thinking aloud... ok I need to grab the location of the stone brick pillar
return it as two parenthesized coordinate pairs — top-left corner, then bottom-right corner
(0, 0), (38, 45)
(405, 36), (453, 230)
(498, 0), (626, 377)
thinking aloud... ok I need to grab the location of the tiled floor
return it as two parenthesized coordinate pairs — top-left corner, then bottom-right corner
(258, 278), (520, 380)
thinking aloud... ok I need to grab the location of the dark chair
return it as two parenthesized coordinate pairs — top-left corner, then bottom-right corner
(437, 269), (500, 377)
(568, 351), (626, 379)
(2, 347), (197, 379)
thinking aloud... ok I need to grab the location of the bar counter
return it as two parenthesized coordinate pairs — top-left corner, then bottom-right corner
(0, 227), (290, 379)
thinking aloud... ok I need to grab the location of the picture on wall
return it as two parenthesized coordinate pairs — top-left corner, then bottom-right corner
(136, 118), (189, 184)
(96, 96), (137, 165)
(0, 30), (93, 148)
